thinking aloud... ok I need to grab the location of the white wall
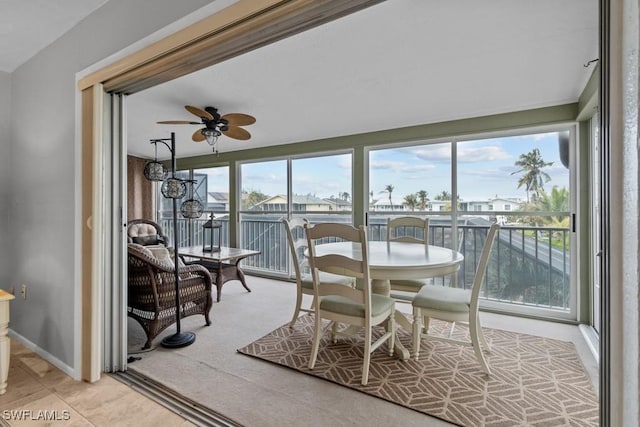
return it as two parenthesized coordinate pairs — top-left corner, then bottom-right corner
(8, 0), (212, 372)
(0, 71), (10, 287)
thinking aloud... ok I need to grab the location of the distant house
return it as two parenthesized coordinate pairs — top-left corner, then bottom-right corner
(372, 198), (408, 211)
(253, 194), (336, 211)
(207, 191), (230, 211)
(324, 198), (352, 212)
(460, 197), (523, 212)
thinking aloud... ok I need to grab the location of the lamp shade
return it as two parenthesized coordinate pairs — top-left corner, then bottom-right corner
(161, 178), (187, 199)
(143, 161), (166, 181)
(181, 199), (204, 219)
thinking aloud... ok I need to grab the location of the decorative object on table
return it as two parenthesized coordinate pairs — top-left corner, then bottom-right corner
(143, 132), (205, 349)
(157, 105), (256, 154)
(202, 213), (221, 252)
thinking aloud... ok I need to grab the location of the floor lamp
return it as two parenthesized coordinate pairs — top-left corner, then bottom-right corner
(144, 132), (198, 348)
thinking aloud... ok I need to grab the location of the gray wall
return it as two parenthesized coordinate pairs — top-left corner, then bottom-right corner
(0, 71), (10, 288)
(8, 0), (212, 372)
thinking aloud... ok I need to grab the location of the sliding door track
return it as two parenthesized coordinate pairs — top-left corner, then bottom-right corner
(112, 370), (242, 427)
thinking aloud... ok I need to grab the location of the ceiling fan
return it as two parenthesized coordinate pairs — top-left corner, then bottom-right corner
(157, 105), (256, 152)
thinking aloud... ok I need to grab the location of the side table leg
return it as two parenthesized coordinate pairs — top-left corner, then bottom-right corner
(215, 268), (223, 302)
(236, 262), (252, 293)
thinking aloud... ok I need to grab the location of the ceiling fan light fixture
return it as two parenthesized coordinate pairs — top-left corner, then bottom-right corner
(202, 128), (222, 153)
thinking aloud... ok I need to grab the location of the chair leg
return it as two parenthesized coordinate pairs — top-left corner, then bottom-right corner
(448, 321), (456, 338)
(308, 314), (323, 370)
(476, 313), (491, 352)
(288, 289), (303, 328)
(387, 311), (395, 357)
(362, 326), (372, 385)
(423, 315), (430, 334)
(470, 314), (491, 375)
(412, 308), (422, 360)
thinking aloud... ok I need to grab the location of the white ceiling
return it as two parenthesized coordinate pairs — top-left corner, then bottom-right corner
(2, 0), (597, 160)
(127, 0), (598, 160)
(0, 0), (107, 72)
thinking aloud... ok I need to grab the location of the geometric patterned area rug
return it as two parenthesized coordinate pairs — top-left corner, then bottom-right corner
(237, 315), (599, 426)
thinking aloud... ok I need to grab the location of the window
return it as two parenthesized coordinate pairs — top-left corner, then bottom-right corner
(156, 167), (230, 248)
(457, 130), (573, 317)
(367, 128), (575, 318)
(238, 154), (352, 275)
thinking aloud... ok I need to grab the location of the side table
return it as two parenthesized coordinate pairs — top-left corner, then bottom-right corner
(0, 289), (15, 395)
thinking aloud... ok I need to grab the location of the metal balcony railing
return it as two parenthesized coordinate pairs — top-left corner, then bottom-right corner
(161, 213), (570, 312)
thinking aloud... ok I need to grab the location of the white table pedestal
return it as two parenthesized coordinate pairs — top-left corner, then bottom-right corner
(0, 289), (15, 395)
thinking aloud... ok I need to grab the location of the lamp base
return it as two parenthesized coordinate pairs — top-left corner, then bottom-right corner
(161, 331), (196, 348)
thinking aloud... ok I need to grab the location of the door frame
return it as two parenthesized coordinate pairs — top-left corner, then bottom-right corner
(78, 0), (386, 382)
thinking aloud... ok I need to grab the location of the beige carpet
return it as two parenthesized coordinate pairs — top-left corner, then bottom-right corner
(237, 315), (599, 427)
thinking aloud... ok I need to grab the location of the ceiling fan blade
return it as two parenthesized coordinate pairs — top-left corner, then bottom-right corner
(222, 126), (251, 140)
(192, 128), (206, 142)
(221, 113), (256, 126)
(185, 105), (214, 120)
(157, 120), (201, 125)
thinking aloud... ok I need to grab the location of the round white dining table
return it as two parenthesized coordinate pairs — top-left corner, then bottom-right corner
(314, 241), (464, 295)
(313, 241), (464, 360)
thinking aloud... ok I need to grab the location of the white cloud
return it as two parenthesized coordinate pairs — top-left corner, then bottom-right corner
(457, 145), (511, 162)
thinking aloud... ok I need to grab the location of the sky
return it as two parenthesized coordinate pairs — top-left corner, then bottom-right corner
(199, 131), (570, 203)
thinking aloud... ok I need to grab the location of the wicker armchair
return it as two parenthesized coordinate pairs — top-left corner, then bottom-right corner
(127, 244), (213, 349)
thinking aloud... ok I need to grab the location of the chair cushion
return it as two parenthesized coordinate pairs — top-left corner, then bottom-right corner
(300, 272), (355, 290)
(389, 278), (432, 291)
(132, 234), (162, 246)
(128, 243), (154, 258)
(412, 285), (471, 313)
(320, 294), (395, 318)
(147, 246), (174, 267)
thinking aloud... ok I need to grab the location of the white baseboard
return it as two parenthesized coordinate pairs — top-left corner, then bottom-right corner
(8, 329), (79, 381)
(578, 324), (600, 364)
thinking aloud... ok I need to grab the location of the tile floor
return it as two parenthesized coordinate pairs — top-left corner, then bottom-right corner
(0, 340), (193, 427)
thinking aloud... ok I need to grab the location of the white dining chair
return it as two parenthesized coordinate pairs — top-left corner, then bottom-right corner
(283, 218), (355, 328)
(411, 223), (500, 375)
(387, 216), (431, 298)
(305, 222), (396, 385)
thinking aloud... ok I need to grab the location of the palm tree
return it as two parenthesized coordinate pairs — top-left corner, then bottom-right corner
(511, 148), (553, 203)
(416, 190), (428, 210)
(434, 190), (451, 201)
(403, 194), (418, 210)
(380, 184), (395, 210)
(536, 186), (569, 220)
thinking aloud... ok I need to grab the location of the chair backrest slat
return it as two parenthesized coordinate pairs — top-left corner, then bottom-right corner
(283, 217), (309, 282)
(305, 222), (371, 310)
(469, 223), (500, 309)
(387, 216), (429, 245)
